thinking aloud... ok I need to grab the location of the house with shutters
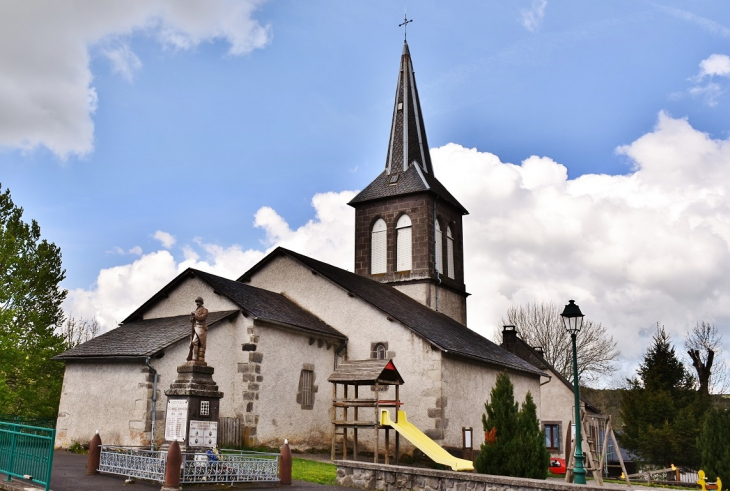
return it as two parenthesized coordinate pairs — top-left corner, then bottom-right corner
(54, 41), (552, 454)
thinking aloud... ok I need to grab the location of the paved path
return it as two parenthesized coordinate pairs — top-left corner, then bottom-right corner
(1, 450), (353, 491)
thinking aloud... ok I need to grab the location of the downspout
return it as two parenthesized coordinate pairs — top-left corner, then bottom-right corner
(145, 356), (158, 450)
(334, 339), (348, 369)
(433, 196), (441, 312)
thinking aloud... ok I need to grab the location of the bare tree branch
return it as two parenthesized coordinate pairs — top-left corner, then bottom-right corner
(500, 301), (619, 386)
(685, 322), (728, 395)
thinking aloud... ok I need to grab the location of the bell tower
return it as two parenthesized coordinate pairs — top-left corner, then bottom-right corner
(348, 42), (469, 324)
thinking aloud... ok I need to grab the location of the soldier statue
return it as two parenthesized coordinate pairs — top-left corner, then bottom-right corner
(187, 296), (209, 363)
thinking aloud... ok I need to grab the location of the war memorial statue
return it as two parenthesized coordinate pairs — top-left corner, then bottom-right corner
(187, 296), (208, 363)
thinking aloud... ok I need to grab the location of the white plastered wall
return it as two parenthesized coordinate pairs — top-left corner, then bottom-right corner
(143, 275), (239, 319)
(55, 314), (248, 448)
(539, 368), (584, 457)
(252, 322), (337, 449)
(440, 355), (542, 450)
(247, 255), (447, 453)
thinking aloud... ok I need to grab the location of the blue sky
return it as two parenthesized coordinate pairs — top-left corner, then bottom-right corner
(2, 1), (730, 386)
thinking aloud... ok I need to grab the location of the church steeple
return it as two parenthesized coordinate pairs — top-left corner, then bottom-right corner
(386, 41), (433, 177)
(349, 41), (469, 325)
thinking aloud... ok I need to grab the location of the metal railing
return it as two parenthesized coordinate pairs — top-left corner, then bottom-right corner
(0, 421), (55, 491)
(98, 445), (280, 484)
(98, 445), (167, 482)
(181, 450), (280, 483)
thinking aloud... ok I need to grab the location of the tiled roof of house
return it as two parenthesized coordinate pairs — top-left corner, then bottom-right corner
(54, 310), (240, 360)
(240, 248), (544, 377)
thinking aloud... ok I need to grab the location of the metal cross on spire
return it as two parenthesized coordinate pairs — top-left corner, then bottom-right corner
(399, 11), (413, 41)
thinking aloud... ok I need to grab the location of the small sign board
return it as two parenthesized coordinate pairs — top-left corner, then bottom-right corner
(165, 399), (188, 441)
(189, 420), (218, 448)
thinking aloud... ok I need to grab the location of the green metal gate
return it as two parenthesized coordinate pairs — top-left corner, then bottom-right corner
(0, 421), (55, 491)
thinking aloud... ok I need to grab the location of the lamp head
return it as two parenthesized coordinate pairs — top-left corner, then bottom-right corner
(560, 300), (584, 334)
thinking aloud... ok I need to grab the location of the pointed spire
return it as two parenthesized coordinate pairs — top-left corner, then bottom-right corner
(385, 41), (433, 177)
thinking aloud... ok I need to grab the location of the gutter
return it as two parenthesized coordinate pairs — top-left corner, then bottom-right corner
(145, 356), (158, 450)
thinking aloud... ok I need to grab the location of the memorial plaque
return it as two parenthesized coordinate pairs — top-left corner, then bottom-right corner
(189, 420), (218, 447)
(164, 399), (188, 441)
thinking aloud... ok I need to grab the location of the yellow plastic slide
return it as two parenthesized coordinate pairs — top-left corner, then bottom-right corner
(380, 409), (474, 471)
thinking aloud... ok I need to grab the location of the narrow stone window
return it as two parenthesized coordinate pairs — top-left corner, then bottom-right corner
(371, 219), (387, 274)
(446, 225), (454, 279)
(435, 219), (443, 274)
(298, 369), (314, 410)
(396, 215), (412, 272)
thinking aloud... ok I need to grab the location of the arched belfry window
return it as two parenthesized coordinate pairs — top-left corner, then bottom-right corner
(435, 219), (443, 274)
(396, 214), (412, 271)
(371, 219), (387, 274)
(446, 225), (455, 279)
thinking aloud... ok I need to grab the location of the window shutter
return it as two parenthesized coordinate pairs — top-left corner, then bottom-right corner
(446, 226), (454, 279)
(435, 220), (443, 273)
(396, 215), (412, 271)
(371, 219), (387, 274)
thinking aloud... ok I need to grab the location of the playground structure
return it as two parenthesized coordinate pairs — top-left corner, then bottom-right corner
(328, 359), (473, 471)
(565, 411), (630, 487)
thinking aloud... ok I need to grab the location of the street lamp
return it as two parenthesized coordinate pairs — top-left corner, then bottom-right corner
(561, 299), (586, 485)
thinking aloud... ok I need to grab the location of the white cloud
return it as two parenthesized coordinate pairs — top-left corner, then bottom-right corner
(102, 42), (143, 82)
(520, 0), (548, 33)
(688, 54), (730, 106)
(64, 191), (354, 331)
(153, 230), (177, 249)
(0, 0), (270, 158)
(128, 246), (143, 255)
(697, 54), (730, 79)
(63, 114), (730, 383)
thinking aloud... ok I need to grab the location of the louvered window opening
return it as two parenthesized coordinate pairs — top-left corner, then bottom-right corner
(435, 220), (443, 274)
(396, 215), (412, 271)
(446, 226), (455, 279)
(371, 219), (387, 274)
(301, 370), (314, 409)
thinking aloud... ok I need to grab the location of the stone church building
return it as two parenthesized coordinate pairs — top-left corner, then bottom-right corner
(54, 42), (558, 453)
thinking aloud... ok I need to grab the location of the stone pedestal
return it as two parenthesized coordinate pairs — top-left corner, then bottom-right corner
(164, 362), (224, 451)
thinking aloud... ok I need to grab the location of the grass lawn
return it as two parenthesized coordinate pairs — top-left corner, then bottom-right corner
(292, 458), (337, 485)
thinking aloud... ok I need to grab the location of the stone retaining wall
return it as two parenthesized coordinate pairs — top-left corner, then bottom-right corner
(335, 461), (605, 491)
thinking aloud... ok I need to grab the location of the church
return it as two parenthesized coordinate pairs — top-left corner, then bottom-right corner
(54, 41), (564, 455)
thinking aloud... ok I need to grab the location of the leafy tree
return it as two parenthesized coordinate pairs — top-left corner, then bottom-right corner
(0, 184), (67, 418)
(619, 326), (706, 467)
(697, 408), (730, 484)
(500, 302), (619, 385)
(476, 372), (549, 478)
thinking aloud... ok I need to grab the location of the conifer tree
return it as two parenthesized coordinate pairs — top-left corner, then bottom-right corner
(476, 371), (518, 475)
(697, 408), (730, 485)
(476, 372), (549, 478)
(620, 326), (706, 467)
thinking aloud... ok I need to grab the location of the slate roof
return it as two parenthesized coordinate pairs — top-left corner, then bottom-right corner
(191, 270), (345, 339)
(348, 166), (468, 214)
(348, 41), (468, 215)
(122, 268), (345, 340)
(54, 310), (239, 360)
(240, 248), (544, 377)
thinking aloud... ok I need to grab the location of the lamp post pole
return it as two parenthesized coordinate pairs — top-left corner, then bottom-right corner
(561, 299), (586, 485)
(570, 330), (586, 484)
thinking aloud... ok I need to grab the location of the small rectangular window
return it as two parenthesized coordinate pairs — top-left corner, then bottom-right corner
(200, 400), (210, 416)
(300, 370), (314, 409)
(544, 423), (560, 451)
